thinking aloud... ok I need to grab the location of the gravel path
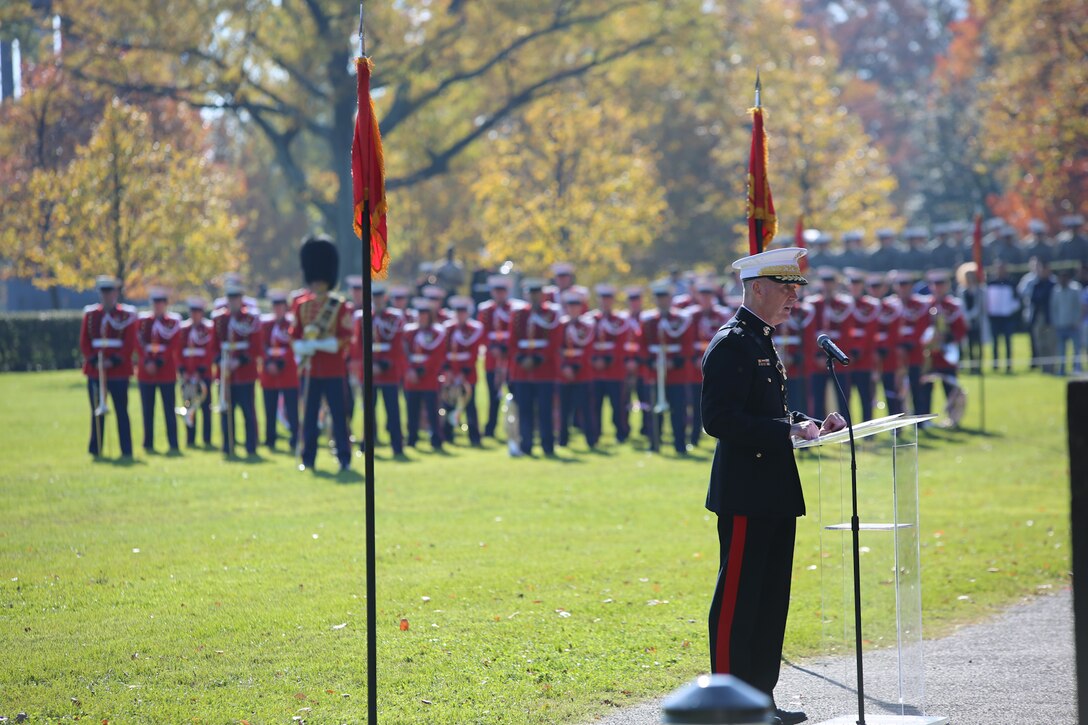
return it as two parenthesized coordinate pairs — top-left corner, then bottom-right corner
(587, 589), (1076, 725)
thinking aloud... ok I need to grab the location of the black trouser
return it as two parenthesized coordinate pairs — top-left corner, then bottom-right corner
(593, 379), (628, 443)
(139, 381), (178, 451)
(221, 381), (258, 455)
(906, 364), (923, 415)
(880, 371), (904, 415)
(989, 314), (1015, 370)
(635, 379), (651, 436)
(966, 326), (983, 372)
(344, 376), (357, 430)
(405, 389), (442, 450)
(513, 381), (555, 455)
(484, 370), (503, 437)
(688, 382), (703, 447)
(921, 371), (957, 416)
(301, 376), (351, 467)
(559, 381), (596, 447)
(372, 384), (404, 455)
(709, 514), (796, 697)
(650, 383), (688, 453)
(87, 378), (133, 457)
(845, 369), (874, 422)
(183, 377), (213, 447)
(262, 386), (299, 451)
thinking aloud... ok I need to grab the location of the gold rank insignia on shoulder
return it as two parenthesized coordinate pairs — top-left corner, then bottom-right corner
(758, 358), (771, 366)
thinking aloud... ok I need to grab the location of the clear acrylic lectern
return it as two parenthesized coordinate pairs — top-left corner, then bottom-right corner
(794, 414), (947, 725)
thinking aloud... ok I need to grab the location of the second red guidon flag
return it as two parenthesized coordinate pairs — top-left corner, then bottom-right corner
(352, 57), (389, 278)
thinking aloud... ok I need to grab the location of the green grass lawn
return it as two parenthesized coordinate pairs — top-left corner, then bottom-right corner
(0, 351), (1072, 723)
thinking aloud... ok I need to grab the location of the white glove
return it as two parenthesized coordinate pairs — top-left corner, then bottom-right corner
(292, 339), (316, 359)
(312, 337), (339, 354)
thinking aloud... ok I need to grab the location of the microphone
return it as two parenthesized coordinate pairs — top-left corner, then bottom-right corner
(817, 333), (850, 366)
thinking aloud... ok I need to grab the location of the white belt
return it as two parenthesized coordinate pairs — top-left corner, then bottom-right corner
(409, 353), (428, 364)
(449, 352), (473, 361)
(267, 346), (288, 356)
(623, 342), (640, 353)
(144, 343), (167, 354)
(776, 335), (800, 345)
(92, 339), (122, 349)
(518, 340), (548, 350)
(488, 331), (509, 341)
(221, 341), (249, 351)
(563, 349), (583, 358)
(373, 342), (391, 352)
(648, 344), (680, 354)
(182, 347), (205, 357)
(694, 341), (708, 351)
(593, 341), (615, 350)
(901, 326), (914, 334)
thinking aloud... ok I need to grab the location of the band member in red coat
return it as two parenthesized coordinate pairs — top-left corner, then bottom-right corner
(476, 275), (518, 438)
(80, 275), (138, 458)
(259, 290), (299, 452)
(176, 297), (215, 448)
(843, 269), (881, 421)
(136, 287), (183, 453)
(804, 269), (855, 421)
(893, 271), (932, 415)
(344, 275), (364, 433)
(869, 273), (904, 415)
(920, 270), (968, 418)
(558, 290), (597, 448)
(641, 283), (696, 454)
(403, 298), (448, 451)
(690, 279), (734, 446)
(291, 236), (354, 472)
(353, 283), (407, 456)
(624, 286), (650, 438)
(212, 280), (262, 456)
(588, 283), (631, 444)
(774, 298), (815, 415)
(444, 296), (485, 446)
(507, 279), (563, 456)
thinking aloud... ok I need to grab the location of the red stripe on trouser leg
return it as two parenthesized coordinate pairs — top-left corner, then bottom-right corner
(714, 514), (748, 673)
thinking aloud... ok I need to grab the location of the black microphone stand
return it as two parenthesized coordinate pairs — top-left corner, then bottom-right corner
(827, 354), (866, 725)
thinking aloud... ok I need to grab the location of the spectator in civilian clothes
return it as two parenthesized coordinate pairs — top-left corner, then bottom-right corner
(986, 261), (1019, 373)
(1050, 269), (1083, 375)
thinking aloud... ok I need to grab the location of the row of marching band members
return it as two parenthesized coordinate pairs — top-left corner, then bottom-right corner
(79, 251), (971, 466)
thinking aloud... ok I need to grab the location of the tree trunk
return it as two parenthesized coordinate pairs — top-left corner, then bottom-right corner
(328, 50), (362, 284)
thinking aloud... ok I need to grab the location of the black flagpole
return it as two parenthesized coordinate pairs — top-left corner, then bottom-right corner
(358, 7), (379, 724)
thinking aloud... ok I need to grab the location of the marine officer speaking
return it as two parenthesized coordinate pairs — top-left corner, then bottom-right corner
(700, 246), (845, 725)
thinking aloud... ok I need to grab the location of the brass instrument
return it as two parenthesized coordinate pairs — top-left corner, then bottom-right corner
(652, 343), (670, 414)
(920, 305), (967, 427)
(175, 376), (209, 428)
(502, 390), (521, 456)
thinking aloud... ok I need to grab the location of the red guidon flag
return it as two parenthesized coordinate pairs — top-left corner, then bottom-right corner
(352, 57), (389, 278)
(747, 105), (777, 255)
(794, 215), (807, 273)
(972, 213), (985, 284)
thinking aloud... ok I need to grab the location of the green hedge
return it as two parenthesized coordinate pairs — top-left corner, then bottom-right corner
(0, 311), (85, 372)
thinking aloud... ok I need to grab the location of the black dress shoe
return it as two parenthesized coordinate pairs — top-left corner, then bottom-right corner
(776, 707), (808, 725)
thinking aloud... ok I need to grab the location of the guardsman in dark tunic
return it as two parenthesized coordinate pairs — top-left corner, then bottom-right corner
(866, 228), (906, 272)
(353, 283), (406, 456)
(476, 275), (518, 438)
(843, 268), (881, 421)
(1056, 214), (1088, 271)
(176, 297), (215, 448)
(136, 287), (183, 454)
(259, 290), (300, 453)
(212, 281), (262, 456)
(507, 279), (563, 457)
(588, 283), (631, 444)
(641, 283), (696, 454)
(834, 230), (866, 270)
(444, 296), (485, 447)
(702, 247), (844, 724)
(290, 236), (354, 472)
(79, 275), (138, 458)
(557, 290), (597, 448)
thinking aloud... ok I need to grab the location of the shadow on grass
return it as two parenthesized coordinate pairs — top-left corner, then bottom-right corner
(91, 456), (146, 467)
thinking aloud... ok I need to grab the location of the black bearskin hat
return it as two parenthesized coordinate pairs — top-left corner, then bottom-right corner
(300, 235), (339, 288)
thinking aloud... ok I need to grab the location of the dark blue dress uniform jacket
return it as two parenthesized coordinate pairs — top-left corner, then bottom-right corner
(701, 306), (811, 518)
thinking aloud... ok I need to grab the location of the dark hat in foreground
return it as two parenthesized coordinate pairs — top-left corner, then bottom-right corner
(300, 235), (340, 288)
